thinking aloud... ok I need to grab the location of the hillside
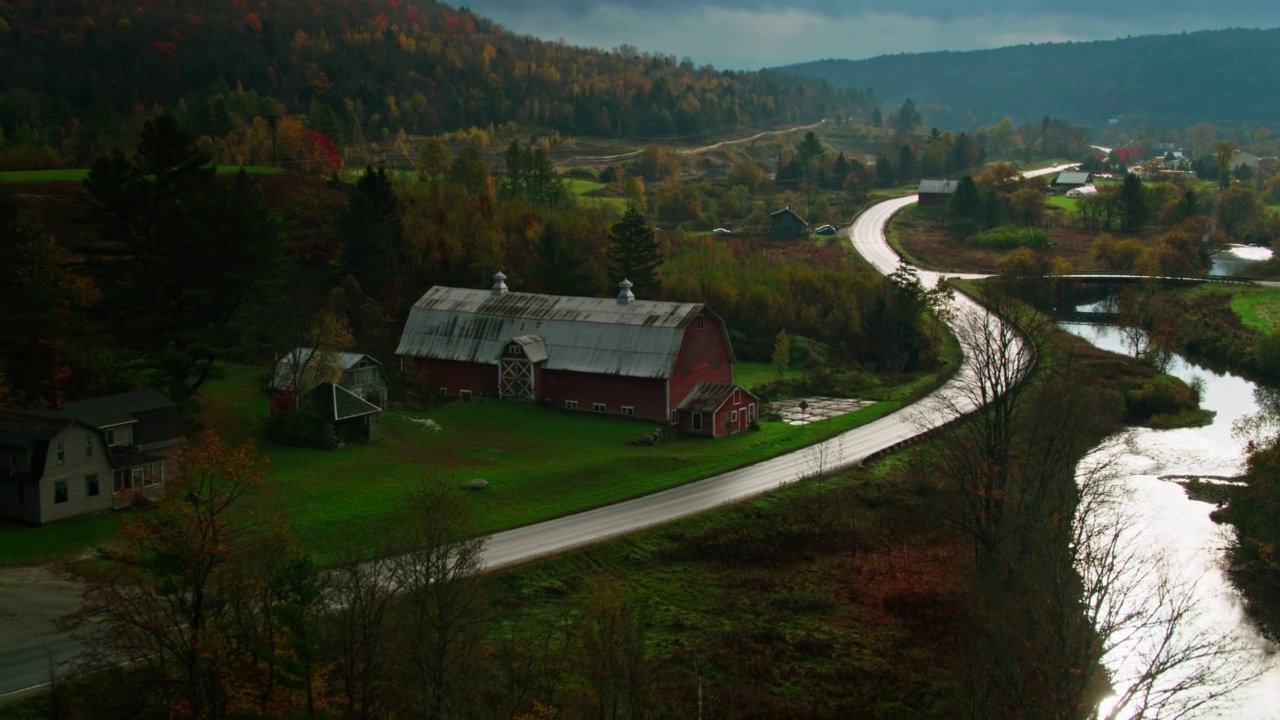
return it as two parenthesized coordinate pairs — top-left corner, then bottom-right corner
(780, 27), (1280, 129)
(0, 0), (874, 167)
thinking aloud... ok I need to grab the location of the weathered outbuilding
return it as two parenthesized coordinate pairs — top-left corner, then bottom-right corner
(769, 207), (809, 237)
(917, 179), (959, 206)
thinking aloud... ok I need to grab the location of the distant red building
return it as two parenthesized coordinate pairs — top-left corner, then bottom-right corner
(396, 274), (755, 435)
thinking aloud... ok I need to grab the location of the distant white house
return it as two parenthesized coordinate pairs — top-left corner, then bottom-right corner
(1066, 185), (1099, 198)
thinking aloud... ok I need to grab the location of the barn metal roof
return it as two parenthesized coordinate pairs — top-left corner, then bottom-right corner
(271, 349), (381, 391)
(918, 179), (959, 194)
(396, 286), (721, 380)
(1053, 171), (1093, 186)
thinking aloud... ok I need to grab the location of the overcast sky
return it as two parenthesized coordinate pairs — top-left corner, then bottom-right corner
(454, 0), (1280, 70)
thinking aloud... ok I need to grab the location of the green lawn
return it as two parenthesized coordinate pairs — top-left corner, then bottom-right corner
(566, 178), (606, 196)
(1229, 288), (1280, 334)
(733, 360), (801, 388)
(1, 359), (946, 567)
(0, 166), (281, 182)
(1046, 195), (1078, 211)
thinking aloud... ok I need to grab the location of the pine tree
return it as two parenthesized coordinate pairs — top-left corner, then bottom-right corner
(607, 207), (663, 298)
(532, 223), (599, 296)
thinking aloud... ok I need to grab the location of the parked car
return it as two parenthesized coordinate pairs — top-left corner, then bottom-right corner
(712, 227), (733, 234)
(814, 224), (837, 235)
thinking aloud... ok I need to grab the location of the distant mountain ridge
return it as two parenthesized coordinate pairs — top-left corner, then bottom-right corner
(779, 27), (1280, 128)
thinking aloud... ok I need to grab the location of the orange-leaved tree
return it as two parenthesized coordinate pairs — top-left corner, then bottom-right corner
(62, 435), (322, 719)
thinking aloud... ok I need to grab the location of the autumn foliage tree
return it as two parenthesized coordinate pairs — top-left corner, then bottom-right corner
(64, 437), (321, 719)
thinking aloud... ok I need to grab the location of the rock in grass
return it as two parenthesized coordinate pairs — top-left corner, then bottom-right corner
(462, 478), (489, 491)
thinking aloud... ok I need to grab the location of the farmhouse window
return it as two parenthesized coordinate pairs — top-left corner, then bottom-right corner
(460, 389), (472, 399)
(54, 480), (68, 504)
(564, 400), (578, 410)
(696, 314), (705, 330)
(621, 406), (634, 416)
(692, 413), (703, 431)
(593, 402), (606, 413)
(84, 434), (93, 458)
(56, 440), (64, 464)
(730, 410), (738, 423)
(439, 387), (448, 396)
(671, 410), (679, 423)
(749, 404), (756, 423)
(86, 474), (99, 497)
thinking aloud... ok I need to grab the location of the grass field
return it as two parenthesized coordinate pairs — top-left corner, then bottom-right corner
(1226, 288), (1280, 334)
(0, 166), (282, 182)
(0, 358), (945, 567)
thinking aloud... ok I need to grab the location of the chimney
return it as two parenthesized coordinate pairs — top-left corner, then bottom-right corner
(617, 279), (634, 305)
(491, 271), (508, 297)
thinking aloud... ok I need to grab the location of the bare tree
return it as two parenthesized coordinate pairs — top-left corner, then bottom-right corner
(924, 289), (1264, 718)
(388, 476), (491, 720)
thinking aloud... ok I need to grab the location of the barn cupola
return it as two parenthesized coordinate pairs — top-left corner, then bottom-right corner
(491, 272), (509, 297)
(617, 279), (634, 305)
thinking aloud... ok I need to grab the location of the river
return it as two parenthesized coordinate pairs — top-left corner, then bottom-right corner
(1060, 321), (1280, 719)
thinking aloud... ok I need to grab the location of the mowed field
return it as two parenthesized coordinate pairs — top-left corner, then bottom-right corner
(0, 358), (936, 567)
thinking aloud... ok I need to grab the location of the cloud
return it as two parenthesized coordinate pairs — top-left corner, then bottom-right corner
(457, 1), (1280, 70)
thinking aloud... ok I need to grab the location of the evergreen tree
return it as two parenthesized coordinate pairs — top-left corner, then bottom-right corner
(341, 166), (406, 302)
(532, 222), (598, 297)
(875, 154), (897, 188)
(1119, 173), (1149, 232)
(84, 115), (287, 403)
(606, 207), (663, 299)
(948, 176), (984, 221)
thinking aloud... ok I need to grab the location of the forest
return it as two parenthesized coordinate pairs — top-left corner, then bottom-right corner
(0, 0), (874, 170)
(783, 27), (1280, 129)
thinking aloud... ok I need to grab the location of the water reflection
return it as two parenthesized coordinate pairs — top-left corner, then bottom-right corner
(1061, 322), (1280, 719)
(1211, 245), (1273, 277)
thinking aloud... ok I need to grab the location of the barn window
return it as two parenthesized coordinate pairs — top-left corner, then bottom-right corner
(733, 389), (741, 404)
(621, 406), (634, 416)
(749, 404), (756, 423)
(54, 480), (68, 504)
(671, 410), (679, 423)
(564, 400), (578, 410)
(86, 474), (99, 497)
(509, 344), (521, 355)
(696, 314), (705, 330)
(692, 413), (703, 431)
(56, 440), (64, 464)
(460, 389), (472, 399)
(730, 410), (738, 423)
(439, 387), (448, 396)
(593, 402), (606, 413)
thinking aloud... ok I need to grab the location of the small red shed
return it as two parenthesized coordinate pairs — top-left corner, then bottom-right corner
(674, 382), (759, 438)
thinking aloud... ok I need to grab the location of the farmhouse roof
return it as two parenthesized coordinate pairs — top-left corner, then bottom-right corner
(270, 349), (382, 392)
(918, 179), (959, 194)
(23, 389), (185, 452)
(397, 286), (733, 380)
(769, 207), (806, 222)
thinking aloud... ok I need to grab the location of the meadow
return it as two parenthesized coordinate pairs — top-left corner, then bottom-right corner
(0, 359), (943, 566)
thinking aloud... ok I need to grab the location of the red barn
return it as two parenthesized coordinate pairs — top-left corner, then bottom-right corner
(397, 274), (748, 430)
